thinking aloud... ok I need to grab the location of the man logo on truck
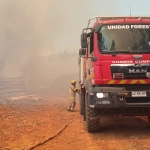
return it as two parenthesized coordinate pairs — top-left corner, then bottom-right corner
(129, 69), (147, 73)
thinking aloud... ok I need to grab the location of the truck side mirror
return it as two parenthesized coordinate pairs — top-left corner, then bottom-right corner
(81, 33), (87, 48)
(79, 48), (86, 56)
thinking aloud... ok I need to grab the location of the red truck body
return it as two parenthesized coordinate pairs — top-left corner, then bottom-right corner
(79, 16), (150, 133)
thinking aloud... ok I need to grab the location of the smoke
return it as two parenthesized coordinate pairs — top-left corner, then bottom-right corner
(0, 0), (120, 96)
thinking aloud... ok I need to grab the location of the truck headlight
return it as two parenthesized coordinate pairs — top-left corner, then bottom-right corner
(96, 93), (109, 98)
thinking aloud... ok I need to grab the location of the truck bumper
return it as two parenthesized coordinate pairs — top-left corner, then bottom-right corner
(92, 86), (150, 109)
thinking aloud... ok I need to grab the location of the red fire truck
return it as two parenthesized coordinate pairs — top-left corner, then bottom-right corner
(78, 16), (150, 133)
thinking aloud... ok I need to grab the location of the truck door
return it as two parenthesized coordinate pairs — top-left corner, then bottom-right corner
(86, 33), (94, 80)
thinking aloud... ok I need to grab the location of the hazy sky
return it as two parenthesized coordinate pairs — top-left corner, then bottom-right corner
(94, 0), (150, 16)
(1, 0), (150, 55)
(51, 0), (150, 52)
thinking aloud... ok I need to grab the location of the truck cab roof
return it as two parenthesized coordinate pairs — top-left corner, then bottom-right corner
(89, 16), (150, 27)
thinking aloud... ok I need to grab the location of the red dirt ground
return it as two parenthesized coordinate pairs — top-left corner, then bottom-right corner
(0, 97), (150, 150)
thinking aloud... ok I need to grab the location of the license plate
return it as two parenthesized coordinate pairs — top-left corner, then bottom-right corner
(131, 91), (146, 97)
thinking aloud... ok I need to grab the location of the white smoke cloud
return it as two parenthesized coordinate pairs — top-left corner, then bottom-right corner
(0, 0), (120, 95)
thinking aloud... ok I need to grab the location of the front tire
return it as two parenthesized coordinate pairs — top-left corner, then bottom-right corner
(85, 93), (100, 133)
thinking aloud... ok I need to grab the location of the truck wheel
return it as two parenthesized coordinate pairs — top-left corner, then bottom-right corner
(85, 93), (100, 133)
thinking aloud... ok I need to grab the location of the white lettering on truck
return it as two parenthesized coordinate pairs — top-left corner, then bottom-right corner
(117, 60), (133, 63)
(112, 60), (150, 64)
(108, 25), (130, 29)
(108, 25), (150, 29)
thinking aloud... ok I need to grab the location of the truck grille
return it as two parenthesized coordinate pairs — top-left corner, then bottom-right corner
(110, 64), (150, 79)
(124, 73), (146, 79)
(126, 97), (150, 103)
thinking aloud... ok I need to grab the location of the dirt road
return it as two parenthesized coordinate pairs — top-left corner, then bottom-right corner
(0, 97), (150, 150)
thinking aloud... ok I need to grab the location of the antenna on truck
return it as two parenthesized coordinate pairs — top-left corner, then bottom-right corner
(129, 4), (131, 16)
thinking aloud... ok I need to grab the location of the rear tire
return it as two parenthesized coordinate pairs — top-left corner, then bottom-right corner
(85, 93), (100, 133)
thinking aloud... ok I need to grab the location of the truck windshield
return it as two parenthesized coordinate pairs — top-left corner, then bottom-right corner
(98, 24), (150, 54)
